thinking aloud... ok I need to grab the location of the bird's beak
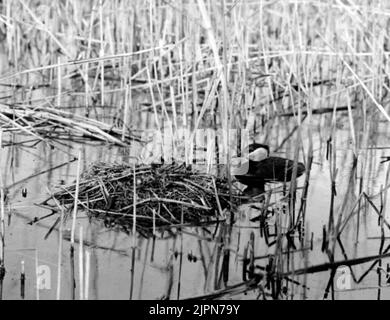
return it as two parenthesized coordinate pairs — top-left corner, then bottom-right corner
(231, 156), (250, 175)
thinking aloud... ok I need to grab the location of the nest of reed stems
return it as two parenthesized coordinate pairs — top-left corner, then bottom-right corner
(50, 162), (238, 236)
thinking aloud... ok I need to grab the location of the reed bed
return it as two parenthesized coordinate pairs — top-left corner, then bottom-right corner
(1, 0), (390, 300)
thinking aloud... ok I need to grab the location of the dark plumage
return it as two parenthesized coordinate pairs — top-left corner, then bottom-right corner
(235, 143), (305, 196)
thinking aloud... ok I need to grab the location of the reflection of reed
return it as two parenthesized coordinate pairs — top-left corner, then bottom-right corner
(0, 130), (5, 300)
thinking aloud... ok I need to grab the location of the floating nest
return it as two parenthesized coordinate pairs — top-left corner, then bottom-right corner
(49, 162), (240, 236)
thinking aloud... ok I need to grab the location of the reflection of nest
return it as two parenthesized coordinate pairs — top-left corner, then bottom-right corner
(49, 162), (240, 236)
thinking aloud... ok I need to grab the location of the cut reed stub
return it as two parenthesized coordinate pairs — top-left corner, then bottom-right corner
(20, 261), (25, 300)
(48, 162), (242, 237)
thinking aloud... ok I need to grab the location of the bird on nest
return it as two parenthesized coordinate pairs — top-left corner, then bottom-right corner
(233, 143), (306, 197)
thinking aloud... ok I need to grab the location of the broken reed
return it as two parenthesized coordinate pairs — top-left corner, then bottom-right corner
(20, 261), (25, 300)
(70, 151), (82, 300)
(0, 129), (5, 300)
(56, 205), (64, 300)
(79, 225), (84, 300)
(129, 163), (137, 300)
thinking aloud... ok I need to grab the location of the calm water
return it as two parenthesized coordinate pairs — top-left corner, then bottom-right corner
(2, 40), (390, 301)
(0, 115), (389, 300)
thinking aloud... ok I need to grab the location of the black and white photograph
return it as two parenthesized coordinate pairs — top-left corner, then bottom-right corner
(0, 0), (388, 307)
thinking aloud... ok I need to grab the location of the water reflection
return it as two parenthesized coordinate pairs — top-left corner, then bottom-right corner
(0, 112), (389, 300)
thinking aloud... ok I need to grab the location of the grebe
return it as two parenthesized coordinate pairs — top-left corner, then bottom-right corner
(234, 143), (305, 196)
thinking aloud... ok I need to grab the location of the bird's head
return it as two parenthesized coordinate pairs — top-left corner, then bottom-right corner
(248, 143), (270, 162)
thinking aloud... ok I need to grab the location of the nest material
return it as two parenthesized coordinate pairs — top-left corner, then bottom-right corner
(0, 104), (138, 146)
(51, 162), (237, 236)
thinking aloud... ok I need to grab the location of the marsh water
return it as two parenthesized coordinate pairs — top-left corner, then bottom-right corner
(1, 102), (390, 300)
